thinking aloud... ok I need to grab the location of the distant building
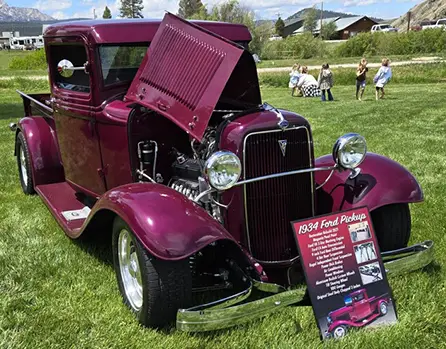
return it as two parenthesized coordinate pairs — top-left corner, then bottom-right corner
(290, 16), (377, 39)
(283, 18), (304, 37)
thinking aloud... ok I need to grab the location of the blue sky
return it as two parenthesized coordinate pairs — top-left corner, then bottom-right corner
(16, 0), (423, 20)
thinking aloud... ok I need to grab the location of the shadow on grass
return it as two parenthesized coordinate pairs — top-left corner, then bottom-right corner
(0, 103), (23, 121)
(73, 233), (114, 267)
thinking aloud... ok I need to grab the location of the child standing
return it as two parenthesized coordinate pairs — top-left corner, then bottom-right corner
(374, 58), (392, 100)
(317, 63), (334, 101)
(289, 63), (301, 97)
(356, 58), (368, 101)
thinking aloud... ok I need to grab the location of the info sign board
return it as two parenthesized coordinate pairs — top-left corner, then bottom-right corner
(292, 207), (398, 340)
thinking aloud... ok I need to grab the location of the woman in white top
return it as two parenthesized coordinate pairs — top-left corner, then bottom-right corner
(296, 66), (321, 97)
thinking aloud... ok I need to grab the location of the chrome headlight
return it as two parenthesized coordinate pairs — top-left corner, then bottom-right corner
(204, 151), (241, 190)
(332, 133), (367, 169)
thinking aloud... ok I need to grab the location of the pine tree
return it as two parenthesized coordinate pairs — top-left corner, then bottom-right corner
(178, 0), (206, 19)
(120, 0), (144, 18)
(102, 6), (112, 19)
(275, 17), (285, 37)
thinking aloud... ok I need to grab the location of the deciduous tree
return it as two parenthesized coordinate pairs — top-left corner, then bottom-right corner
(321, 21), (337, 40)
(303, 7), (317, 34)
(178, 0), (206, 19)
(120, 0), (144, 18)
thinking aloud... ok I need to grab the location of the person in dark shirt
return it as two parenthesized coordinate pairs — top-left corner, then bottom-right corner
(356, 58), (368, 101)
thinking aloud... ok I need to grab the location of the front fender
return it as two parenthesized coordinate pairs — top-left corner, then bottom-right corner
(87, 183), (237, 261)
(16, 116), (64, 186)
(315, 153), (423, 214)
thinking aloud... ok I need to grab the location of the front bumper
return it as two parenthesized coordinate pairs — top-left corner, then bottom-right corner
(177, 240), (434, 332)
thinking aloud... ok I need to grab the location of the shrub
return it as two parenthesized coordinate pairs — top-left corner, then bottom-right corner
(261, 33), (328, 60)
(258, 63), (446, 87)
(9, 49), (47, 70)
(334, 29), (446, 58)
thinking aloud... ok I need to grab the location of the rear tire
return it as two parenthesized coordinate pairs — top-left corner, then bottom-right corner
(371, 204), (411, 252)
(379, 301), (388, 315)
(16, 132), (35, 195)
(112, 217), (192, 328)
(332, 325), (348, 338)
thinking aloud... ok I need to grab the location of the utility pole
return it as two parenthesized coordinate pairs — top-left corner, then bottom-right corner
(320, 1), (324, 39)
(93, 8), (97, 19)
(407, 11), (411, 31)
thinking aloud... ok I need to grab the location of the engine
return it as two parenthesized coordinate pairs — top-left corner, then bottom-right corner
(169, 127), (224, 222)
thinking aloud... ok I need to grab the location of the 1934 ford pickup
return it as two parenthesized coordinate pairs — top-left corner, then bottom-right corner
(9, 13), (433, 332)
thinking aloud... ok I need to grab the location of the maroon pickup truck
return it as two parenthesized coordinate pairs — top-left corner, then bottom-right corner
(326, 289), (390, 338)
(9, 13), (425, 331)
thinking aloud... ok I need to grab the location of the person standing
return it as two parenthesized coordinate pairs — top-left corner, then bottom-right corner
(317, 63), (334, 101)
(289, 63), (301, 96)
(356, 58), (368, 101)
(374, 58), (392, 100)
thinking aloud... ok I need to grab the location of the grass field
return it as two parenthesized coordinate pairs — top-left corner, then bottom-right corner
(256, 54), (444, 69)
(0, 82), (445, 348)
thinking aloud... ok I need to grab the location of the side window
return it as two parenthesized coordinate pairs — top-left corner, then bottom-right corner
(50, 44), (90, 93)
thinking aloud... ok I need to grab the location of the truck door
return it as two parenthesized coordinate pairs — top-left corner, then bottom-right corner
(48, 40), (106, 195)
(352, 292), (371, 320)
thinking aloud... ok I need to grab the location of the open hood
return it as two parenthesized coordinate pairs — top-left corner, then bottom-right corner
(125, 13), (261, 141)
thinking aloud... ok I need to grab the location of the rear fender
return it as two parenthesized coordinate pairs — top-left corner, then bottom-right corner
(16, 117), (64, 186)
(315, 153), (423, 214)
(84, 183), (240, 261)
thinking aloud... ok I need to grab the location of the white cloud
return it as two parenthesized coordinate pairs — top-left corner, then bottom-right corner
(51, 11), (68, 19)
(34, 0), (72, 11)
(343, 0), (390, 6)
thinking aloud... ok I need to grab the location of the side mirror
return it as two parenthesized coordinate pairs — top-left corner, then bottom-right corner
(57, 59), (89, 78)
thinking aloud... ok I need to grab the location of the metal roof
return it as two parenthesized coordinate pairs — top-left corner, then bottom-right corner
(334, 16), (373, 30)
(292, 17), (339, 34)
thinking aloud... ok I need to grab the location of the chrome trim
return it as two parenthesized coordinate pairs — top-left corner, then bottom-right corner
(16, 90), (53, 114)
(242, 126), (315, 263)
(194, 187), (216, 203)
(263, 102), (289, 130)
(332, 133), (367, 169)
(176, 240), (434, 332)
(136, 169), (156, 183)
(8, 123), (17, 132)
(316, 168), (336, 190)
(235, 166), (335, 187)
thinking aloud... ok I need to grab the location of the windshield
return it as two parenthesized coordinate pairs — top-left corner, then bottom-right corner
(99, 44), (148, 86)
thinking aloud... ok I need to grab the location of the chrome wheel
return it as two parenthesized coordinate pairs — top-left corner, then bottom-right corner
(118, 229), (143, 311)
(380, 302), (388, 315)
(19, 147), (28, 186)
(333, 325), (347, 338)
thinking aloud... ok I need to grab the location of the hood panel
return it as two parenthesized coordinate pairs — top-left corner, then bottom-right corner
(125, 13), (244, 140)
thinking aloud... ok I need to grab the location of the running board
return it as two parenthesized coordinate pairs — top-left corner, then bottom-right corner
(35, 182), (90, 236)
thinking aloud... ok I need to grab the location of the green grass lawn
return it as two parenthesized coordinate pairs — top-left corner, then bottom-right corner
(0, 83), (445, 348)
(257, 54), (444, 69)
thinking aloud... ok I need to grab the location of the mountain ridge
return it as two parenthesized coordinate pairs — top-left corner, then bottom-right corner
(0, 0), (53, 22)
(392, 0), (446, 30)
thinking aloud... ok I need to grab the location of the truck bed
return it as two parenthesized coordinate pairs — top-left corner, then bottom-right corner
(17, 90), (53, 118)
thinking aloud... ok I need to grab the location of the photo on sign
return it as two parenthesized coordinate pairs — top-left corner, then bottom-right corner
(359, 262), (383, 284)
(354, 241), (377, 264)
(322, 288), (395, 339)
(348, 221), (372, 243)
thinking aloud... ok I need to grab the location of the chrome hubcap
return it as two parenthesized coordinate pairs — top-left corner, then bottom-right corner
(118, 229), (143, 311)
(334, 326), (346, 338)
(19, 147), (28, 186)
(381, 303), (387, 314)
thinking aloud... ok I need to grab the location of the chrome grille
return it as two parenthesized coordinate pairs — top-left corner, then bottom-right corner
(243, 127), (314, 262)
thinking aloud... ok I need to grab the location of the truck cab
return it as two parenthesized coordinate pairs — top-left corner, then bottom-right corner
(12, 14), (423, 330)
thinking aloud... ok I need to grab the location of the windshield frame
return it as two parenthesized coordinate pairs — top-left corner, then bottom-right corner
(97, 42), (150, 90)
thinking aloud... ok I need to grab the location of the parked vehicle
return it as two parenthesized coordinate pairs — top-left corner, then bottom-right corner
(326, 289), (390, 338)
(9, 35), (44, 50)
(9, 14), (431, 331)
(422, 18), (446, 30)
(371, 24), (398, 33)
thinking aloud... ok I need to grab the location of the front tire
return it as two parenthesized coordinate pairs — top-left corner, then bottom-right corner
(16, 132), (35, 195)
(112, 217), (192, 328)
(332, 325), (348, 339)
(379, 301), (388, 315)
(371, 204), (411, 251)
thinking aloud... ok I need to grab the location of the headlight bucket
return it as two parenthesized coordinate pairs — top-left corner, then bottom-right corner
(204, 151), (241, 190)
(332, 133), (367, 170)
